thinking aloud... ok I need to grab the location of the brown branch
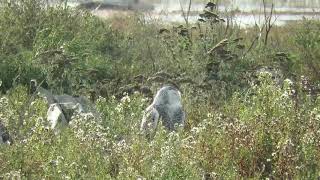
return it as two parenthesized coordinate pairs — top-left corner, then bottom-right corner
(146, 40), (156, 72)
(179, 0), (192, 26)
(186, 0), (192, 26)
(179, 0), (188, 25)
(263, 1), (275, 46)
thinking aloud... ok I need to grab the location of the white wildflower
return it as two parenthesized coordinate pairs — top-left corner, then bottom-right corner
(207, 113), (213, 118)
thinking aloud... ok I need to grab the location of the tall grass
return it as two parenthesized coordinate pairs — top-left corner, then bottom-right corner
(1, 0), (320, 179)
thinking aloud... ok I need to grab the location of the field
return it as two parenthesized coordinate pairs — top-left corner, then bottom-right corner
(1, 0), (320, 179)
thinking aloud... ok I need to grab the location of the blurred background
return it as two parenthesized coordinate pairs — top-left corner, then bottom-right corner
(63, 0), (320, 27)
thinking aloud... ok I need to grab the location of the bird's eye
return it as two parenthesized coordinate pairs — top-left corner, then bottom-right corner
(152, 116), (156, 122)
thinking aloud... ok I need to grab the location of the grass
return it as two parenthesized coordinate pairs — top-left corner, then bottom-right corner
(1, 0), (320, 179)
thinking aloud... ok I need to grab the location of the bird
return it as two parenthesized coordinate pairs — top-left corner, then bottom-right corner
(30, 80), (99, 130)
(159, 28), (170, 34)
(140, 86), (185, 137)
(205, 2), (217, 10)
(0, 121), (12, 145)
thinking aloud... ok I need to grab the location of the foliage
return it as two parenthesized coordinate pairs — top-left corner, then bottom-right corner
(1, 74), (320, 179)
(294, 20), (320, 81)
(1, 0), (320, 179)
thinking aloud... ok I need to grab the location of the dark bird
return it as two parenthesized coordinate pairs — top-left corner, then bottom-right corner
(0, 121), (12, 145)
(159, 28), (170, 34)
(178, 28), (189, 36)
(200, 10), (219, 19)
(198, 18), (206, 23)
(205, 2), (217, 10)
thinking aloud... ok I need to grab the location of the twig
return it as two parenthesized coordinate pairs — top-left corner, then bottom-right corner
(186, 0), (192, 26)
(242, 22), (267, 58)
(262, 0), (275, 46)
(146, 40), (156, 72)
(178, 0), (187, 24)
(179, 0), (192, 26)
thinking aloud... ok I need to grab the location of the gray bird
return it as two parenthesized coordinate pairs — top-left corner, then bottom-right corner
(30, 80), (100, 130)
(0, 121), (11, 145)
(140, 86), (185, 136)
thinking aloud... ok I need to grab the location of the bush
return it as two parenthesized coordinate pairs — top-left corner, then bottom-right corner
(1, 0), (320, 178)
(295, 20), (320, 82)
(1, 73), (320, 178)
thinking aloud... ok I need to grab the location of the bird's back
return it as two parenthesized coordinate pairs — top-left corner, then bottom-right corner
(153, 86), (181, 106)
(152, 86), (184, 130)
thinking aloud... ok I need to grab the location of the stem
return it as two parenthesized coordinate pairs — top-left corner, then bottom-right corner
(186, 0), (192, 27)
(179, 0), (192, 26)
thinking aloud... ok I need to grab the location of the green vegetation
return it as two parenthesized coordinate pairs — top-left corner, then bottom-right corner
(1, 0), (320, 179)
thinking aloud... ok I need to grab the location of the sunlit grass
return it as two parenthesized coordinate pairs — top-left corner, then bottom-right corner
(1, 0), (320, 179)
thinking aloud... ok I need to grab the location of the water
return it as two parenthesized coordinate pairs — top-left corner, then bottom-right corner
(228, 0), (320, 8)
(146, 13), (320, 28)
(154, 0), (320, 10)
(70, 0), (320, 27)
(149, 0), (320, 27)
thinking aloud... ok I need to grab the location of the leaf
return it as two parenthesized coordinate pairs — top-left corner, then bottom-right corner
(200, 10), (219, 19)
(207, 38), (229, 54)
(198, 18), (206, 23)
(159, 28), (170, 34)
